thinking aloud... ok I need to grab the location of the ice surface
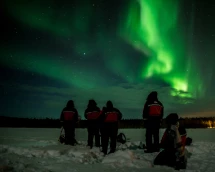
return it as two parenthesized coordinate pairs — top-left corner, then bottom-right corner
(0, 128), (215, 172)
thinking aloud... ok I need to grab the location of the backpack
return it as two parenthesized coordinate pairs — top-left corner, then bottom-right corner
(117, 133), (126, 144)
(58, 127), (65, 144)
(58, 127), (79, 145)
(186, 137), (192, 146)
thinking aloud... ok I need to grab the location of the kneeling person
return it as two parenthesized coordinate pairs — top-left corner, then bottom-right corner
(154, 113), (187, 170)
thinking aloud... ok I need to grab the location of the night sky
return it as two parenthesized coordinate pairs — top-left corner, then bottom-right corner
(1, 0), (215, 119)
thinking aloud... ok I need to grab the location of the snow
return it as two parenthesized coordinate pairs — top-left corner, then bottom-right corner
(0, 128), (215, 172)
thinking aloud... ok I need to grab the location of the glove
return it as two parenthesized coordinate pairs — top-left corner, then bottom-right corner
(171, 124), (179, 131)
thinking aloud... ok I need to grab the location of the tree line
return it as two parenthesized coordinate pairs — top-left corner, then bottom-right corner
(1, 116), (215, 128)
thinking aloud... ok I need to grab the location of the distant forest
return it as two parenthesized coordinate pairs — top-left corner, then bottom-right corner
(1, 116), (215, 128)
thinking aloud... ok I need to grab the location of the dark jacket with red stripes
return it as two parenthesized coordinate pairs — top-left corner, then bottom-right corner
(160, 126), (187, 153)
(60, 107), (79, 127)
(100, 107), (122, 128)
(84, 106), (101, 127)
(143, 100), (164, 127)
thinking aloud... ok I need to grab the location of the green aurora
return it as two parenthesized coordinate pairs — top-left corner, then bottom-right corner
(119, 0), (204, 98)
(1, 0), (204, 98)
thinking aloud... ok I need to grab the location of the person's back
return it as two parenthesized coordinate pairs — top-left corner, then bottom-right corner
(102, 101), (122, 126)
(85, 100), (101, 125)
(84, 100), (101, 148)
(143, 91), (163, 153)
(85, 107), (101, 120)
(60, 100), (79, 145)
(61, 100), (78, 125)
(143, 91), (163, 124)
(100, 101), (122, 155)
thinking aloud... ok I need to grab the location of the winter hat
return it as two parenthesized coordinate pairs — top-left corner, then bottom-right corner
(88, 99), (97, 108)
(106, 101), (113, 108)
(66, 100), (74, 108)
(166, 113), (179, 126)
(147, 91), (158, 101)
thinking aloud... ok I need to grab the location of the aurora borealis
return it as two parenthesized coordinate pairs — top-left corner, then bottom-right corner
(1, 0), (215, 119)
(120, 0), (203, 98)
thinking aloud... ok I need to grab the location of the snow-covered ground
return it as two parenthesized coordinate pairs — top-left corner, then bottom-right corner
(0, 128), (215, 172)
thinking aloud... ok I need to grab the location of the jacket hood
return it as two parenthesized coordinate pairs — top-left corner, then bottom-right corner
(106, 100), (113, 109)
(87, 99), (97, 108)
(66, 100), (74, 108)
(166, 113), (179, 126)
(147, 91), (158, 101)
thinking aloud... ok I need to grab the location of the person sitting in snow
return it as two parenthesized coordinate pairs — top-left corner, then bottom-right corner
(154, 113), (187, 170)
(142, 91), (164, 153)
(84, 99), (101, 149)
(60, 100), (79, 146)
(99, 101), (122, 155)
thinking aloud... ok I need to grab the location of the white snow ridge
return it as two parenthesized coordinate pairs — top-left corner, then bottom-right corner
(0, 128), (215, 172)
